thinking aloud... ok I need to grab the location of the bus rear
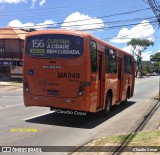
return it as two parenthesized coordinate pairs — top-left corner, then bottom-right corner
(23, 30), (91, 112)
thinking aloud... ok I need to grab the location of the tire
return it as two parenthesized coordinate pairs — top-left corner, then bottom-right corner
(123, 88), (130, 104)
(103, 93), (112, 116)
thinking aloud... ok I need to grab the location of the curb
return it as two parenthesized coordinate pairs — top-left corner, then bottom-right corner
(153, 94), (160, 100)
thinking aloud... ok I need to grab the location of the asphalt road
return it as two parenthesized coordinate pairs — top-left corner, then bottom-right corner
(0, 76), (159, 154)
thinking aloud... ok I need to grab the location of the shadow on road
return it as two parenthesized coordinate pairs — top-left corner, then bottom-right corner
(25, 101), (136, 129)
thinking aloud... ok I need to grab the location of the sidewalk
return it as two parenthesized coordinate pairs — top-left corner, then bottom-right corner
(72, 99), (160, 155)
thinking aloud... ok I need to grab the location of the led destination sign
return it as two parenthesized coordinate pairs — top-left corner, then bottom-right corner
(26, 34), (84, 59)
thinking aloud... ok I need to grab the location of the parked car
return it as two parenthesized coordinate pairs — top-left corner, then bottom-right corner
(151, 72), (158, 76)
(146, 73), (151, 77)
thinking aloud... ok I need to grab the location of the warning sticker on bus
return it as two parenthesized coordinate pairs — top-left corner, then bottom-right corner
(26, 34), (84, 58)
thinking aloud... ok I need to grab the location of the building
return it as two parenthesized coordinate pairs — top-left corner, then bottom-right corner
(0, 27), (27, 80)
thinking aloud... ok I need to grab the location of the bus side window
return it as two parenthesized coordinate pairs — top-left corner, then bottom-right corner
(90, 41), (97, 72)
(109, 49), (117, 74)
(105, 47), (110, 73)
(124, 55), (131, 74)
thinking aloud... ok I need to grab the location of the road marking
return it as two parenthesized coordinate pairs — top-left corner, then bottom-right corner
(146, 99), (152, 102)
(1, 96), (22, 98)
(0, 103), (22, 109)
(24, 111), (55, 121)
(153, 93), (159, 97)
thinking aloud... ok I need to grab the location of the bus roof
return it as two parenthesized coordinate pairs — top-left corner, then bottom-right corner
(25, 29), (133, 57)
(25, 29), (87, 38)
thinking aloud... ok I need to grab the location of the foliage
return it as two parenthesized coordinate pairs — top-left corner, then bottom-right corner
(127, 39), (154, 50)
(142, 61), (154, 73)
(150, 52), (160, 74)
(150, 52), (160, 58)
(94, 129), (160, 146)
(127, 38), (154, 77)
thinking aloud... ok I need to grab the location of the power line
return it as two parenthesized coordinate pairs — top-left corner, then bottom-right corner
(0, 8), (153, 30)
(0, 20), (157, 35)
(0, 0), (146, 16)
(144, 0), (160, 25)
(0, 18), (157, 32)
(102, 23), (158, 41)
(0, 23), (158, 51)
(0, 7), (151, 25)
(0, 2), (157, 42)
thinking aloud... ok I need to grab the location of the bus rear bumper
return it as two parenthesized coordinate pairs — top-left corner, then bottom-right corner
(23, 93), (95, 113)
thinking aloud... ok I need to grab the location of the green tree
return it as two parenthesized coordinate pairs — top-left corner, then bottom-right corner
(150, 52), (160, 74)
(127, 38), (154, 77)
(142, 61), (154, 75)
(150, 52), (160, 58)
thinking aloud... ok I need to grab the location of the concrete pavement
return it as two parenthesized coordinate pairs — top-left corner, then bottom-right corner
(0, 81), (23, 86)
(0, 78), (159, 133)
(0, 77), (159, 155)
(0, 81), (22, 89)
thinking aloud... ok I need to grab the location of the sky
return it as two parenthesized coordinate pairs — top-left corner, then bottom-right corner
(0, 0), (160, 61)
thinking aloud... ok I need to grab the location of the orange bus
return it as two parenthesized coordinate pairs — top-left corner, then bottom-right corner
(23, 30), (135, 116)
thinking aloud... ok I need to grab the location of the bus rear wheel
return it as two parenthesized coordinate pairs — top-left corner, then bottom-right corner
(103, 93), (112, 116)
(122, 88), (130, 104)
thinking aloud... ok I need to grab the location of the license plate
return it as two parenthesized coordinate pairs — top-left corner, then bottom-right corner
(47, 90), (59, 95)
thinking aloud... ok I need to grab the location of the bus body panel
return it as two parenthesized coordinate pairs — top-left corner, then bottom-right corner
(24, 58), (87, 98)
(23, 30), (135, 113)
(104, 74), (118, 105)
(23, 31), (92, 112)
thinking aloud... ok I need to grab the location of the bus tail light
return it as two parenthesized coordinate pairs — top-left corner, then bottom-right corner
(78, 87), (84, 96)
(23, 78), (30, 92)
(78, 81), (90, 96)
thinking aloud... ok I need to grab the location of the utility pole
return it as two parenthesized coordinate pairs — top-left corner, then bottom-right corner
(146, 0), (160, 100)
(144, 0), (160, 26)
